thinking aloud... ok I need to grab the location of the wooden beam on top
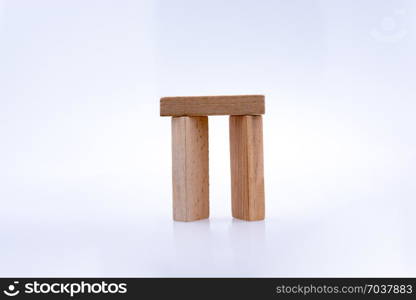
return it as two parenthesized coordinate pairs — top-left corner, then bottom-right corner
(160, 95), (265, 117)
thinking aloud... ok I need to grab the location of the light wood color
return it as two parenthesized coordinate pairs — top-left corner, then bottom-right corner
(161, 95), (264, 117)
(229, 115), (265, 221)
(172, 116), (209, 221)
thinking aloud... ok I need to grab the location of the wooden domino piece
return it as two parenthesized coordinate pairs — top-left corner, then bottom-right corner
(171, 116), (209, 221)
(161, 95), (264, 116)
(229, 115), (265, 221)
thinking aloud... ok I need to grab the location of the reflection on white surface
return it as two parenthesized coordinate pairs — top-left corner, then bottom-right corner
(172, 219), (267, 276)
(0, 203), (414, 277)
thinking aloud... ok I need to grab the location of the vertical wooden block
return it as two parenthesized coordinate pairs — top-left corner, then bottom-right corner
(229, 115), (265, 221)
(172, 116), (209, 221)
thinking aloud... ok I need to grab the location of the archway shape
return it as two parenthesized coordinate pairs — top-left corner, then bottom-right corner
(160, 95), (265, 221)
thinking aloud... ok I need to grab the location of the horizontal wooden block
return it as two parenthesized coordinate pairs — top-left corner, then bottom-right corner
(160, 95), (265, 117)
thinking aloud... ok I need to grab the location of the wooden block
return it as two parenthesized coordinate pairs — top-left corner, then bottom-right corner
(160, 95), (265, 117)
(229, 115), (265, 221)
(172, 116), (209, 221)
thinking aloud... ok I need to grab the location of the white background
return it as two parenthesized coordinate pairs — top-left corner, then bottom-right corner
(1, 0), (415, 276)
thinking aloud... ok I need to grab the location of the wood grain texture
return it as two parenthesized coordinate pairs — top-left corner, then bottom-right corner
(229, 115), (265, 221)
(161, 95), (264, 117)
(172, 116), (209, 221)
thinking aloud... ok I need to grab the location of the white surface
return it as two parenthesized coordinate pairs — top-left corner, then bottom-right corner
(1, 0), (416, 277)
